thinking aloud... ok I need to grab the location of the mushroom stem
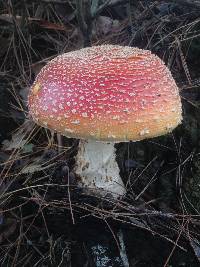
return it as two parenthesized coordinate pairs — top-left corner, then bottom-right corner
(74, 139), (126, 198)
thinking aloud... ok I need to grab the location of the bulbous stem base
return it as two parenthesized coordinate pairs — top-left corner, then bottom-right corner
(74, 140), (126, 198)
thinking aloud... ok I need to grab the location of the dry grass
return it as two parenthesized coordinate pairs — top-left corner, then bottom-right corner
(0, 0), (200, 266)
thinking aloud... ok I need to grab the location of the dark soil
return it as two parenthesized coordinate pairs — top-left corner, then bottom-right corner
(0, 1), (200, 266)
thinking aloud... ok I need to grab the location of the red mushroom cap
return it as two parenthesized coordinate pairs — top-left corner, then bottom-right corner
(28, 45), (182, 141)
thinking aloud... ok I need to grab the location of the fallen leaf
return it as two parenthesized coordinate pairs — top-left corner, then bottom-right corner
(0, 14), (73, 32)
(190, 238), (200, 262)
(2, 120), (35, 151)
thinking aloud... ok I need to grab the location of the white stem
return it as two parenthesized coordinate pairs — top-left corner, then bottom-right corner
(74, 140), (126, 198)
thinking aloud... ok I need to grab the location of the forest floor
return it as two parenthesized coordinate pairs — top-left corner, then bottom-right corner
(0, 1), (200, 266)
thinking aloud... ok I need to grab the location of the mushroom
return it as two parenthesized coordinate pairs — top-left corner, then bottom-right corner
(28, 45), (182, 198)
